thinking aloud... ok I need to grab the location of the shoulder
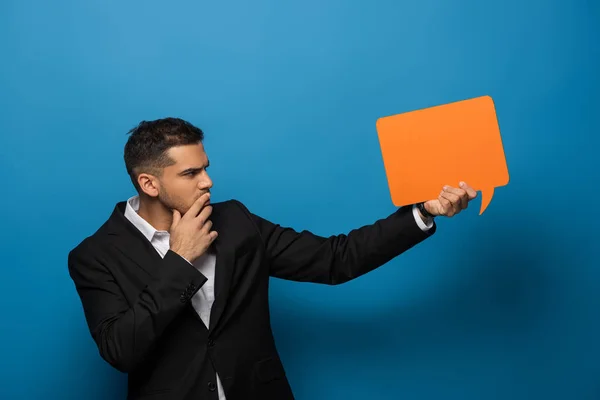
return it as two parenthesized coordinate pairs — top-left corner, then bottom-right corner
(212, 198), (248, 210)
(67, 209), (117, 267)
(209, 198), (266, 243)
(211, 198), (254, 220)
(68, 231), (109, 269)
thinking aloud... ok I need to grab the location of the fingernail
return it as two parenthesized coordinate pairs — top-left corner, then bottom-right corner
(459, 181), (465, 187)
(443, 185), (449, 190)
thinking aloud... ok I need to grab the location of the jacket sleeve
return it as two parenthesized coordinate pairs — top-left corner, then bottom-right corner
(67, 242), (207, 373)
(232, 200), (436, 285)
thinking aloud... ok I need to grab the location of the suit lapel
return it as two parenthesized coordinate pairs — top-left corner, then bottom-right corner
(105, 202), (165, 277)
(208, 204), (236, 335)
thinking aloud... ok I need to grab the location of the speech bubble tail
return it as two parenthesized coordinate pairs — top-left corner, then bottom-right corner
(479, 187), (494, 215)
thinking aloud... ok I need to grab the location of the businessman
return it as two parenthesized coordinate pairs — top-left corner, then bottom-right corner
(68, 117), (477, 400)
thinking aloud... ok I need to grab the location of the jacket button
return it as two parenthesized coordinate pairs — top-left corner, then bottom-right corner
(208, 381), (216, 391)
(208, 339), (215, 347)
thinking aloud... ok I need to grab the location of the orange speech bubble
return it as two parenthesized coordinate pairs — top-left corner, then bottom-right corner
(376, 95), (509, 215)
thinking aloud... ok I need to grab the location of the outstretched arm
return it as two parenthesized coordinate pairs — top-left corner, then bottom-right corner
(234, 201), (435, 285)
(234, 181), (477, 285)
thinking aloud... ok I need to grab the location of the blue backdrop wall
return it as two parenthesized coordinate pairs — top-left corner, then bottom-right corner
(1, 0), (598, 399)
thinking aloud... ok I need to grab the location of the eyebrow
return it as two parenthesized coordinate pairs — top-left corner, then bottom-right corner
(178, 161), (210, 176)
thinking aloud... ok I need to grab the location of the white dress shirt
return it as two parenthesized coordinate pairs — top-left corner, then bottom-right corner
(124, 195), (433, 399)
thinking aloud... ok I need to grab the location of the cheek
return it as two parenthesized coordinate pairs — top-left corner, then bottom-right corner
(178, 180), (201, 201)
(163, 177), (198, 200)
(160, 180), (183, 200)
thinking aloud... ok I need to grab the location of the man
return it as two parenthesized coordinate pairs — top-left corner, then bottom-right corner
(68, 117), (477, 400)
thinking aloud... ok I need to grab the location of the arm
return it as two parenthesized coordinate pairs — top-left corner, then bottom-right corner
(67, 242), (206, 373)
(233, 201), (436, 285)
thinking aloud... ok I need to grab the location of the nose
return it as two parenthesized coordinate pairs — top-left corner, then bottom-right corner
(198, 170), (213, 190)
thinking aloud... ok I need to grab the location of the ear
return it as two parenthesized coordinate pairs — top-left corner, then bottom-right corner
(137, 173), (160, 198)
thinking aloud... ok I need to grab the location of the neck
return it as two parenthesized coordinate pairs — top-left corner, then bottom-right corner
(136, 195), (173, 232)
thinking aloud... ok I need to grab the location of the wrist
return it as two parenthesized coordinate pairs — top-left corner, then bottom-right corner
(170, 246), (186, 259)
(417, 210), (433, 225)
(416, 202), (435, 220)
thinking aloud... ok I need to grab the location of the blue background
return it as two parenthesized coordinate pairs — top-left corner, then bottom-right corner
(1, 0), (598, 399)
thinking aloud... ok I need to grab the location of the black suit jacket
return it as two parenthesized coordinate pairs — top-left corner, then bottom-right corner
(68, 199), (436, 400)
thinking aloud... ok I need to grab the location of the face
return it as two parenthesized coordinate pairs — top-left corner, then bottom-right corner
(138, 143), (213, 214)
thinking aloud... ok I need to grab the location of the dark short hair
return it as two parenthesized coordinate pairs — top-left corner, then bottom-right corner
(124, 117), (204, 191)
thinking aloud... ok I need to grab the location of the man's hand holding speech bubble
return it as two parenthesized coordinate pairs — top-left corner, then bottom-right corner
(421, 181), (478, 219)
(377, 95), (509, 217)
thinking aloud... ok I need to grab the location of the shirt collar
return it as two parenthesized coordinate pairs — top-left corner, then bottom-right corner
(124, 195), (162, 242)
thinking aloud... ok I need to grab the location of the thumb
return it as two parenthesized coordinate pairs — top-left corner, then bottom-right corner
(171, 209), (181, 230)
(424, 199), (439, 216)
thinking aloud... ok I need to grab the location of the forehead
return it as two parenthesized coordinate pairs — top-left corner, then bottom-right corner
(166, 143), (208, 166)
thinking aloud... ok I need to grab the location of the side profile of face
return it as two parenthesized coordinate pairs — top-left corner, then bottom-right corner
(138, 142), (213, 215)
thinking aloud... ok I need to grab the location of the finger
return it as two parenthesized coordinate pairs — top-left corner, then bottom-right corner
(459, 181), (478, 199)
(201, 219), (213, 234)
(440, 192), (460, 215)
(440, 191), (460, 214)
(443, 186), (468, 209)
(196, 204), (213, 226)
(209, 231), (218, 241)
(186, 193), (211, 218)
(438, 193), (452, 215)
(171, 209), (181, 229)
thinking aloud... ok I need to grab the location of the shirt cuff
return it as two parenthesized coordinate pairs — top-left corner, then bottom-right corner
(412, 204), (434, 231)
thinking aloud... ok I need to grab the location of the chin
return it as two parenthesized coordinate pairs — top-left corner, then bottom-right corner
(179, 204), (192, 215)
(161, 201), (187, 216)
